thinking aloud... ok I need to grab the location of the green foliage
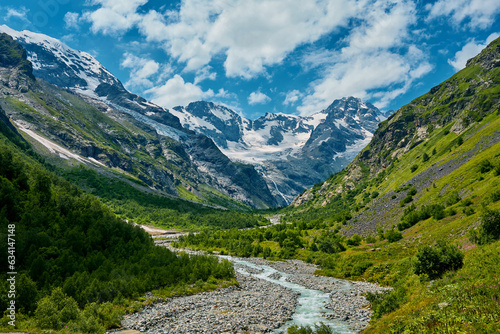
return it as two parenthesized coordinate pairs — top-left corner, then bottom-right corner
(386, 229), (403, 243)
(422, 152), (429, 162)
(346, 234), (362, 246)
(398, 203), (446, 231)
(410, 164), (419, 172)
(479, 159), (494, 173)
(0, 140), (235, 331)
(287, 323), (334, 334)
(63, 167), (263, 230)
(491, 190), (500, 203)
(366, 287), (406, 319)
(469, 208), (500, 245)
(445, 191), (461, 206)
(413, 240), (464, 280)
(34, 288), (80, 330)
(317, 231), (346, 253)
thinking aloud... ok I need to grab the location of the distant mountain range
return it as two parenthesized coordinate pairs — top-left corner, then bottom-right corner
(0, 25), (384, 207)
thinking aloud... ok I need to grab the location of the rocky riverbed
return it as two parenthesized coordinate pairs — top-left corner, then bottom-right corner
(115, 242), (389, 333)
(120, 271), (297, 333)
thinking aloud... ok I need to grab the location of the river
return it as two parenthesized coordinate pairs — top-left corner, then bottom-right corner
(120, 238), (388, 333)
(230, 257), (357, 333)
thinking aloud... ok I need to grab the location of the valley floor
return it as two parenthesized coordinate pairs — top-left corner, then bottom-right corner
(114, 233), (388, 334)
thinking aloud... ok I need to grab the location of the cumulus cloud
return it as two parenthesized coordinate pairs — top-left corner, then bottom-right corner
(283, 90), (303, 106)
(84, 0), (147, 34)
(194, 66), (217, 84)
(120, 53), (161, 89)
(427, 0), (500, 29)
(298, 0), (432, 115)
(448, 33), (500, 70)
(145, 74), (214, 109)
(64, 12), (81, 29)
(248, 91), (271, 105)
(87, 0), (361, 78)
(4, 7), (29, 22)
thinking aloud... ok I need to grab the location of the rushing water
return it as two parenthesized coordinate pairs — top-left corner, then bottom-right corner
(226, 257), (358, 334)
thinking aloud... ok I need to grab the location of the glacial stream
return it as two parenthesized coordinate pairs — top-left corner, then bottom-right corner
(227, 257), (358, 334)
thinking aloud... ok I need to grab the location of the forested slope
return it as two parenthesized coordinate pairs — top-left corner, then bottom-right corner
(0, 107), (234, 333)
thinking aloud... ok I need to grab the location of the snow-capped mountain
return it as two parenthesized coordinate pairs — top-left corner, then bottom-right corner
(0, 25), (119, 96)
(171, 98), (383, 164)
(0, 26), (278, 208)
(0, 25), (384, 206)
(171, 98), (385, 204)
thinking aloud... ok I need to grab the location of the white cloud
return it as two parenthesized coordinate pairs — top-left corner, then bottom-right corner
(5, 7), (29, 22)
(448, 33), (500, 70)
(298, 0), (432, 115)
(64, 12), (81, 29)
(248, 91), (271, 105)
(64, 12), (80, 29)
(145, 74), (214, 109)
(87, 0), (362, 78)
(283, 90), (303, 106)
(84, 0), (148, 34)
(427, 0), (500, 29)
(194, 66), (217, 84)
(120, 53), (161, 89)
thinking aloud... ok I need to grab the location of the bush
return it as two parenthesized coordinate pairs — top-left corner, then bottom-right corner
(366, 288), (406, 319)
(463, 207), (475, 216)
(422, 153), (429, 162)
(479, 159), (493, 173)
(445, 192), (461, 206)
(491, 190), (500, 203)
(410, 164), (419, 172)
(287, 323), (333, 334)
(470, 209), (500, 245)
(413, 240), (464, 280)
(35, 288), (80, 330)
(346, 234), (362, 246)
(386, 229), (403, 243)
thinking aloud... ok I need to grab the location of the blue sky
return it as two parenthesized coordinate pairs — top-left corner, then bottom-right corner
(1, 0), (499, 119)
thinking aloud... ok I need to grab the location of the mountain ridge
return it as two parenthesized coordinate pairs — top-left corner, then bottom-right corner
(0, 30), (278, 209)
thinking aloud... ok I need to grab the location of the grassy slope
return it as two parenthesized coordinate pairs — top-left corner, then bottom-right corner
(277, 39), (500, 333)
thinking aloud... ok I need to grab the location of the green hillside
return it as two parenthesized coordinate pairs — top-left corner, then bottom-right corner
(175, 37), (500, 333)
(0, 107), (235, 333)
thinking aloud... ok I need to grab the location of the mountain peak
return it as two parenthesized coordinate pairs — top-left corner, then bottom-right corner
(0, 32), (34, 80)
(466, 36), (500, 70)
(0, 25), (119, 96)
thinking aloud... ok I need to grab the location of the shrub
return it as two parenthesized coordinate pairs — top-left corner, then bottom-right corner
(400, 195), (413, 207)
(365, 235), (377, 243)
(491, 190), (500, 203)
(445, 192), (461, 206)
(346, 234), (362, 246)
(366, 287), (406, 319)
(352, 261), (374, 276)
(479, 159), (493, 173)
(413, 240), (464, 280)
(469, 209), (500, 245)
(410, 164), (419, 172)
(386, 229), (403, 243)
(35, 288), (80, 330)
(463, 206), (475, 216)
(287, 323), (333, 334)
(422, 152), (429, 162)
